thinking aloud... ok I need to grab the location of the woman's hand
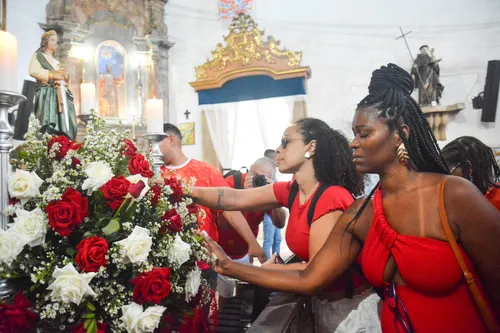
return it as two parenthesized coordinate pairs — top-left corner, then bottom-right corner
(195, 230), (231, 275)
(262, 253), (281, 267)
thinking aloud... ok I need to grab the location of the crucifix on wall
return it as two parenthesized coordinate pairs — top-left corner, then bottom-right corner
(184, 109), (191, 120)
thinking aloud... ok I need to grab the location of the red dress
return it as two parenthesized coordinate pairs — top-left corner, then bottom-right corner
(485, 185), (500, 211)
(359, 187), (494, 333)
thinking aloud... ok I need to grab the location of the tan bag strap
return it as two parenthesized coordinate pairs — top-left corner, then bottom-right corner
(438, 178), (500, 332)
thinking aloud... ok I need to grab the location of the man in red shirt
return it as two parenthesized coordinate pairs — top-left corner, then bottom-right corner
(159, 123), (267, 264)
(217, 157), (287, 302)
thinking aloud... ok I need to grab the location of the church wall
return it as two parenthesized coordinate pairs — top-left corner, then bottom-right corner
(166, 0), (500, 161)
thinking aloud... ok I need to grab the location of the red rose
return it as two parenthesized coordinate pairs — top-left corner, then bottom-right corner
(71, 157), (81, 169)
(131, 268), (172, 305)
(46, 188), (88, 237)
(73, 322), (107, 333)
(122, 139), (137, 157)
(148, 185), (162, 206)
(75, 236), (109, 272)
(128, 154), (154, 178)
(100, 176), (131, 211)
(186, 203), (198, 216)
(163, 178), (184, 204)
(128, 181), (146, 199)
(0, 292), (37, 333)
(47, 135), (82, 160)
(160, 209), (183, 234)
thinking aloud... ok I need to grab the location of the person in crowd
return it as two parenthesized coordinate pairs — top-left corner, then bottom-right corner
(217, 157), (286, 303)
(192, 64), (500, 333)
(192, 117), (381, 332)
(442, 136), (500, 210)
(262, 149), (283, 258)
(159, 123), (267, 278)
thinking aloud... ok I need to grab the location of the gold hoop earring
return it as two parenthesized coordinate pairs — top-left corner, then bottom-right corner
(397, 143), (409, 166)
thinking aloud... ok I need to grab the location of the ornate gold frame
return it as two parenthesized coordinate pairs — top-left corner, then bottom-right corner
(189, 13), (311, 91)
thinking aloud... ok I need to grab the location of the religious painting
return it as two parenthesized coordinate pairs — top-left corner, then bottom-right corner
(96, 40), (126, 119)
(179, 122), (195, 145)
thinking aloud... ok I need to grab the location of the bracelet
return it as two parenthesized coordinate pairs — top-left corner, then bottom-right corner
(48, 70), (55, 81)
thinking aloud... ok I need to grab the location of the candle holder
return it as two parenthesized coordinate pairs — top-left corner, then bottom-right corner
(0, 90), (26, 231)
(143, 133), (167, 177)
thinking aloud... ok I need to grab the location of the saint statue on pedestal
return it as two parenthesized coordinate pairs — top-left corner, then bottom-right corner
(28, 30), (77, 140)
(411, 45), (444, 106)
(98, 64), (124, 118)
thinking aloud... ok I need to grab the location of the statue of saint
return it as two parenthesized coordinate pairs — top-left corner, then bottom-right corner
(411, 45), (444, 106)
(28, 30), (77, 139)
(98, 64), (124, 118)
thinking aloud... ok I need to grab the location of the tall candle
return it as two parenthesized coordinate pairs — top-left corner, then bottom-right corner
(146, 98), (163, 133)
(0, 31), (18, 92)
(80, 82), (95, 114)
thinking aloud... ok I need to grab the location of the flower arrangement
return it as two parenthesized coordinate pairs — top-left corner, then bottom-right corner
(0, 113), (214, 333)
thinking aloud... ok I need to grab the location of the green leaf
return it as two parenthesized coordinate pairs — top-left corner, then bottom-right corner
(87, 302), (96, 312)
(102, 218), (120, 235)
(66, 247), (76, 256)
(87, 319), (97, 333)
(84, 319), (91, 330)
(83, 231), (96, 238)
(82, 313), (95, 319)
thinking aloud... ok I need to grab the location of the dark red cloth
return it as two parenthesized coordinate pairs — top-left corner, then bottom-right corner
(161, 159), (229, 243)
(273, 181), (365, 292)
(218, 174), (269, 259)
(485, 185), (500, 211)
(359, 186), (498, 333)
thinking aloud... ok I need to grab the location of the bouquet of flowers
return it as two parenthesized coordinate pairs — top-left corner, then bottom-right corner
(0, 113), (215, 333)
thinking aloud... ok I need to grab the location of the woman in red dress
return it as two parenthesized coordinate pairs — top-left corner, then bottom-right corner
(192, 64), (500, 332)
(442, 136), (500, 210)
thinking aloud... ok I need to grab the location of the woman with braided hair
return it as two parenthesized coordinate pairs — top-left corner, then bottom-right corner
(193, 64), (500, 332)
(442, 136), (500, 210)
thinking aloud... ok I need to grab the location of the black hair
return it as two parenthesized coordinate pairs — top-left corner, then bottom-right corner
(163, 123), (182, 141)
(295, 118), (364, 196)
(264, 149), (276, 159)
(442, 136), (500, 194)
(344, 64), (450, 243)
(419, 45), (429, 50)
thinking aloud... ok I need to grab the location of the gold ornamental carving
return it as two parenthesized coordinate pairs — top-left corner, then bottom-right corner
(190, 13), (310, 91)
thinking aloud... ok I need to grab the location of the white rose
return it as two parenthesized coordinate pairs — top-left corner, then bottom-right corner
(120, 302), (142, 333)
(0, 229), (26, 263)
(115, 226), (152, 264)
(8, 169), (44, 205)
(120, 303), (166, 333)
(167, 234), (191, 267)
(9, 208), (48, 247)
(47, 263), (97, 305)
(185, 267), (202, 302)
(137, 305), (167, 332)
(126, 174), (151, 201)
(81, 161), (113, 195)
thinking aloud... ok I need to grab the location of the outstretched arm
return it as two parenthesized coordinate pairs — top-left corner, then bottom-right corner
(191, 184), (282, 212)
(201, 205), (363, 294)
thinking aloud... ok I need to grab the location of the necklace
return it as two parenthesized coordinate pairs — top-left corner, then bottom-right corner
(299, 182), (319, 204)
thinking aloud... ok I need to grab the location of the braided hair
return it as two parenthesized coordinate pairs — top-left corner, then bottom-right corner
(343, 64), (450, 243)
(295, 118), (364, 196)
(442, 136), (500, 194)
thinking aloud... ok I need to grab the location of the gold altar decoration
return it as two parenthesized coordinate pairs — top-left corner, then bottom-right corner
(190, 13), (311, 91)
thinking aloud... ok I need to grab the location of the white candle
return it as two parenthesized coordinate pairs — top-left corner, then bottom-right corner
(80, 82), (95, 114)
(0, 31), (18, 92)
(146, 98), (163, 133)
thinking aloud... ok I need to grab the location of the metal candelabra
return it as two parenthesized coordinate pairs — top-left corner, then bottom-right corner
(0, 90), (26, 230)
(143, 133), (167, 177)
(0, 90), (26, 302)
